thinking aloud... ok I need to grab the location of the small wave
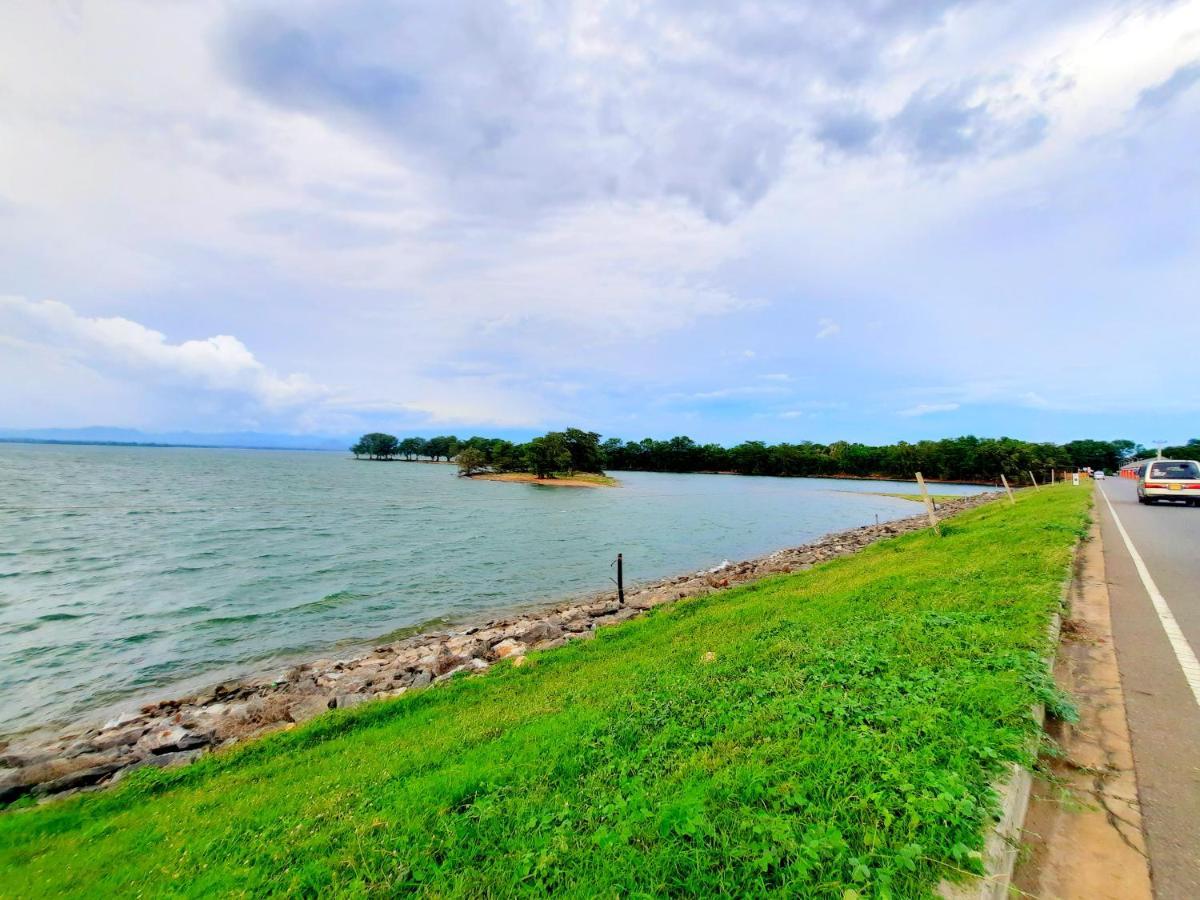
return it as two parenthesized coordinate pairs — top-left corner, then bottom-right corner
(292, 590), (368, 614)
(115, 630), (164, 646)
(37, 612), (86, 622)
(196, 611), (265, 628)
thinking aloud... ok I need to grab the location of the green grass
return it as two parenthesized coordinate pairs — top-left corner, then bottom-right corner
(0, 486), (1090, 898)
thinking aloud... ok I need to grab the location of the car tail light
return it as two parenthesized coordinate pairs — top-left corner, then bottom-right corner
(1186, 484), (1200, 490)
(1144, 482), (1165, 489)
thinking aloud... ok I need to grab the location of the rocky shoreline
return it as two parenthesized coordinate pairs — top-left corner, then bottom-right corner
(1, 492), (997, 806)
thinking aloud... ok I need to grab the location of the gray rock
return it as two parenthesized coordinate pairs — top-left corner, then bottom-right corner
(516, 622), (563, 645)
(410, 671), (432, 689)
(91, 726), (148, 752)
(0, 770), (35, 804)
(137, 748), (203, 771)
(287, 695), (331, 723)
(101, 711), (145, 731)
(1, 748), (55, 769)
(330, 693), (368, 710)
(141, 725), (212, 755)
(34, 759), (126, 796)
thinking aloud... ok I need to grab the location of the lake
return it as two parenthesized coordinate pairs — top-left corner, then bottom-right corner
(0, 443), (986, 733)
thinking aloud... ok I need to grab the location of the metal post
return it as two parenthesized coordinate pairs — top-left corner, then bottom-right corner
(616, 553), (625, 605)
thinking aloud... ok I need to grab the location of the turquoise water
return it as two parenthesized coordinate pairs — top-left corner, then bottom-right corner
(0, 444), (985, 733)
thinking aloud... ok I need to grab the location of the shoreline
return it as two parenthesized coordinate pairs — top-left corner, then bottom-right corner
(0, 491), (998, 805)
(463, 472), (618, 488)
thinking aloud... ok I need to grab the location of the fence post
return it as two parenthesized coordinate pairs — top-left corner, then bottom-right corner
(1000, 473), (1016, 504)
(1028, 470), (1040, 491)
(616, 553), (625, 605)
(915, 472), (940, 535)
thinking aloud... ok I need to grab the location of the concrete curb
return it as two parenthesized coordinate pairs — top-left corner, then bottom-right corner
(938, 533), (1080, 899)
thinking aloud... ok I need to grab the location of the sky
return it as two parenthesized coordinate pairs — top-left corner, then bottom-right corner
(1, 0), (1198, 447)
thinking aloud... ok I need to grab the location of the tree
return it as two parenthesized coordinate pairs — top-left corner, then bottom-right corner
(425, 435), (458, 461)
(524, 434), (571, 478)
(456, 447), (488, 476)
(398, 437), (427, 460)
(561, 428), (603, 473)
(352, 433), (399, 460)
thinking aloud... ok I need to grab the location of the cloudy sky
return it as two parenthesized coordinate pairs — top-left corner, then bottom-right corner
(2, 0), (1198, 445)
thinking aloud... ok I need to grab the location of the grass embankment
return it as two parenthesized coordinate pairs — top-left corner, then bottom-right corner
(468, 471), (618, 487)
(0, 486), (1089, 897)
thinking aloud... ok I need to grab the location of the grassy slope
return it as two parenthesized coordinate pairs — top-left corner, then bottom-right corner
(0, 486), (1090, 898)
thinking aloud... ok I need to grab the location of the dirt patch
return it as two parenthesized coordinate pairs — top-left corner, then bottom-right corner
(466, 473), (616, 488)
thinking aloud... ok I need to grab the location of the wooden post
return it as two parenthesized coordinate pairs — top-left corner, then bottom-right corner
(1028, 470), (1040, 491)
(1000, 473), (1016, 504)
(915, 472), (940, 535)
(616, 553), (625, 605)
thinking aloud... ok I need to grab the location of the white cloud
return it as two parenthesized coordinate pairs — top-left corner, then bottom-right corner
(1, 296), (328, 409)
(898, 402), (961, 417)
(815, 318), (841, 340)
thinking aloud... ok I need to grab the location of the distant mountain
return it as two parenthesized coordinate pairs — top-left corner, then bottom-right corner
(0, 427), (353, 451)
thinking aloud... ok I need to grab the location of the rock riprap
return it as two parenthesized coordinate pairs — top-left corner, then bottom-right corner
(0, 493), (996, 805)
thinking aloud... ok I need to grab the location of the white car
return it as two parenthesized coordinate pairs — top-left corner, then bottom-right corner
(1094, 470), (1106, 480)
(1137, 459), (1200, 506)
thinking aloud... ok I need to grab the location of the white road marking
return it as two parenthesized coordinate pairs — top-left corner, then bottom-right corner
(1100, 486), (1200, 709)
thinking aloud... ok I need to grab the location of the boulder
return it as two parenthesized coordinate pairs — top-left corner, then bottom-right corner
(287, 695), (331, 723)
(433, 654), (470, 677)
(34, 759), (126, 796)
(490, 638), (527, 660)
(91, 726), (148, 752)
(329, 693), (368, 710)
(516, 622), (563, 645)
(140, 725), (213, 755)
(410, 671), (432, 689)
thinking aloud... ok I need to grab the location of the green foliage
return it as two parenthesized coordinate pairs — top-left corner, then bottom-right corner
(350, 432), (399, 460)
(523, 433), (571, 478)
(602, 435), (1136, 481)
(1160, 438), (1200, 459)
(0, 487), (1092, 898)
(560, 428), (603, 473)
(455, 447), (488, 476)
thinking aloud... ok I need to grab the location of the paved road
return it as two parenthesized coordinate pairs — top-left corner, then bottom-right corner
(1096, 477), (1200, 899)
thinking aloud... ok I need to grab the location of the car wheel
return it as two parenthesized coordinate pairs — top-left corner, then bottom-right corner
(1138, 494), (1147, 504)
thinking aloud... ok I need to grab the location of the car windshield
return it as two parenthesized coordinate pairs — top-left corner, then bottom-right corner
(1149, 461), (1200, 479)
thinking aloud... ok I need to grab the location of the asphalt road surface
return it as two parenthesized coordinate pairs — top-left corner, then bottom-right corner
(1096, 477), (1200, 899)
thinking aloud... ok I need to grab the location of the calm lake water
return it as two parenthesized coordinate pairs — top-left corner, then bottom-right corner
(0, 443), (986, 733)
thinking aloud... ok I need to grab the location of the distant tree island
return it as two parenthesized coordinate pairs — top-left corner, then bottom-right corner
(352, 428), (616, 486)
(351, 432), (1170, 485)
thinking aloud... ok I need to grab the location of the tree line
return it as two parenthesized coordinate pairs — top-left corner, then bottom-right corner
(352, 429), (605, 479)
(353, 431), (1162, 483)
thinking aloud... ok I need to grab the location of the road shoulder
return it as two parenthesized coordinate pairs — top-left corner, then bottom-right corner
(1013, 520), (1152, 899)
